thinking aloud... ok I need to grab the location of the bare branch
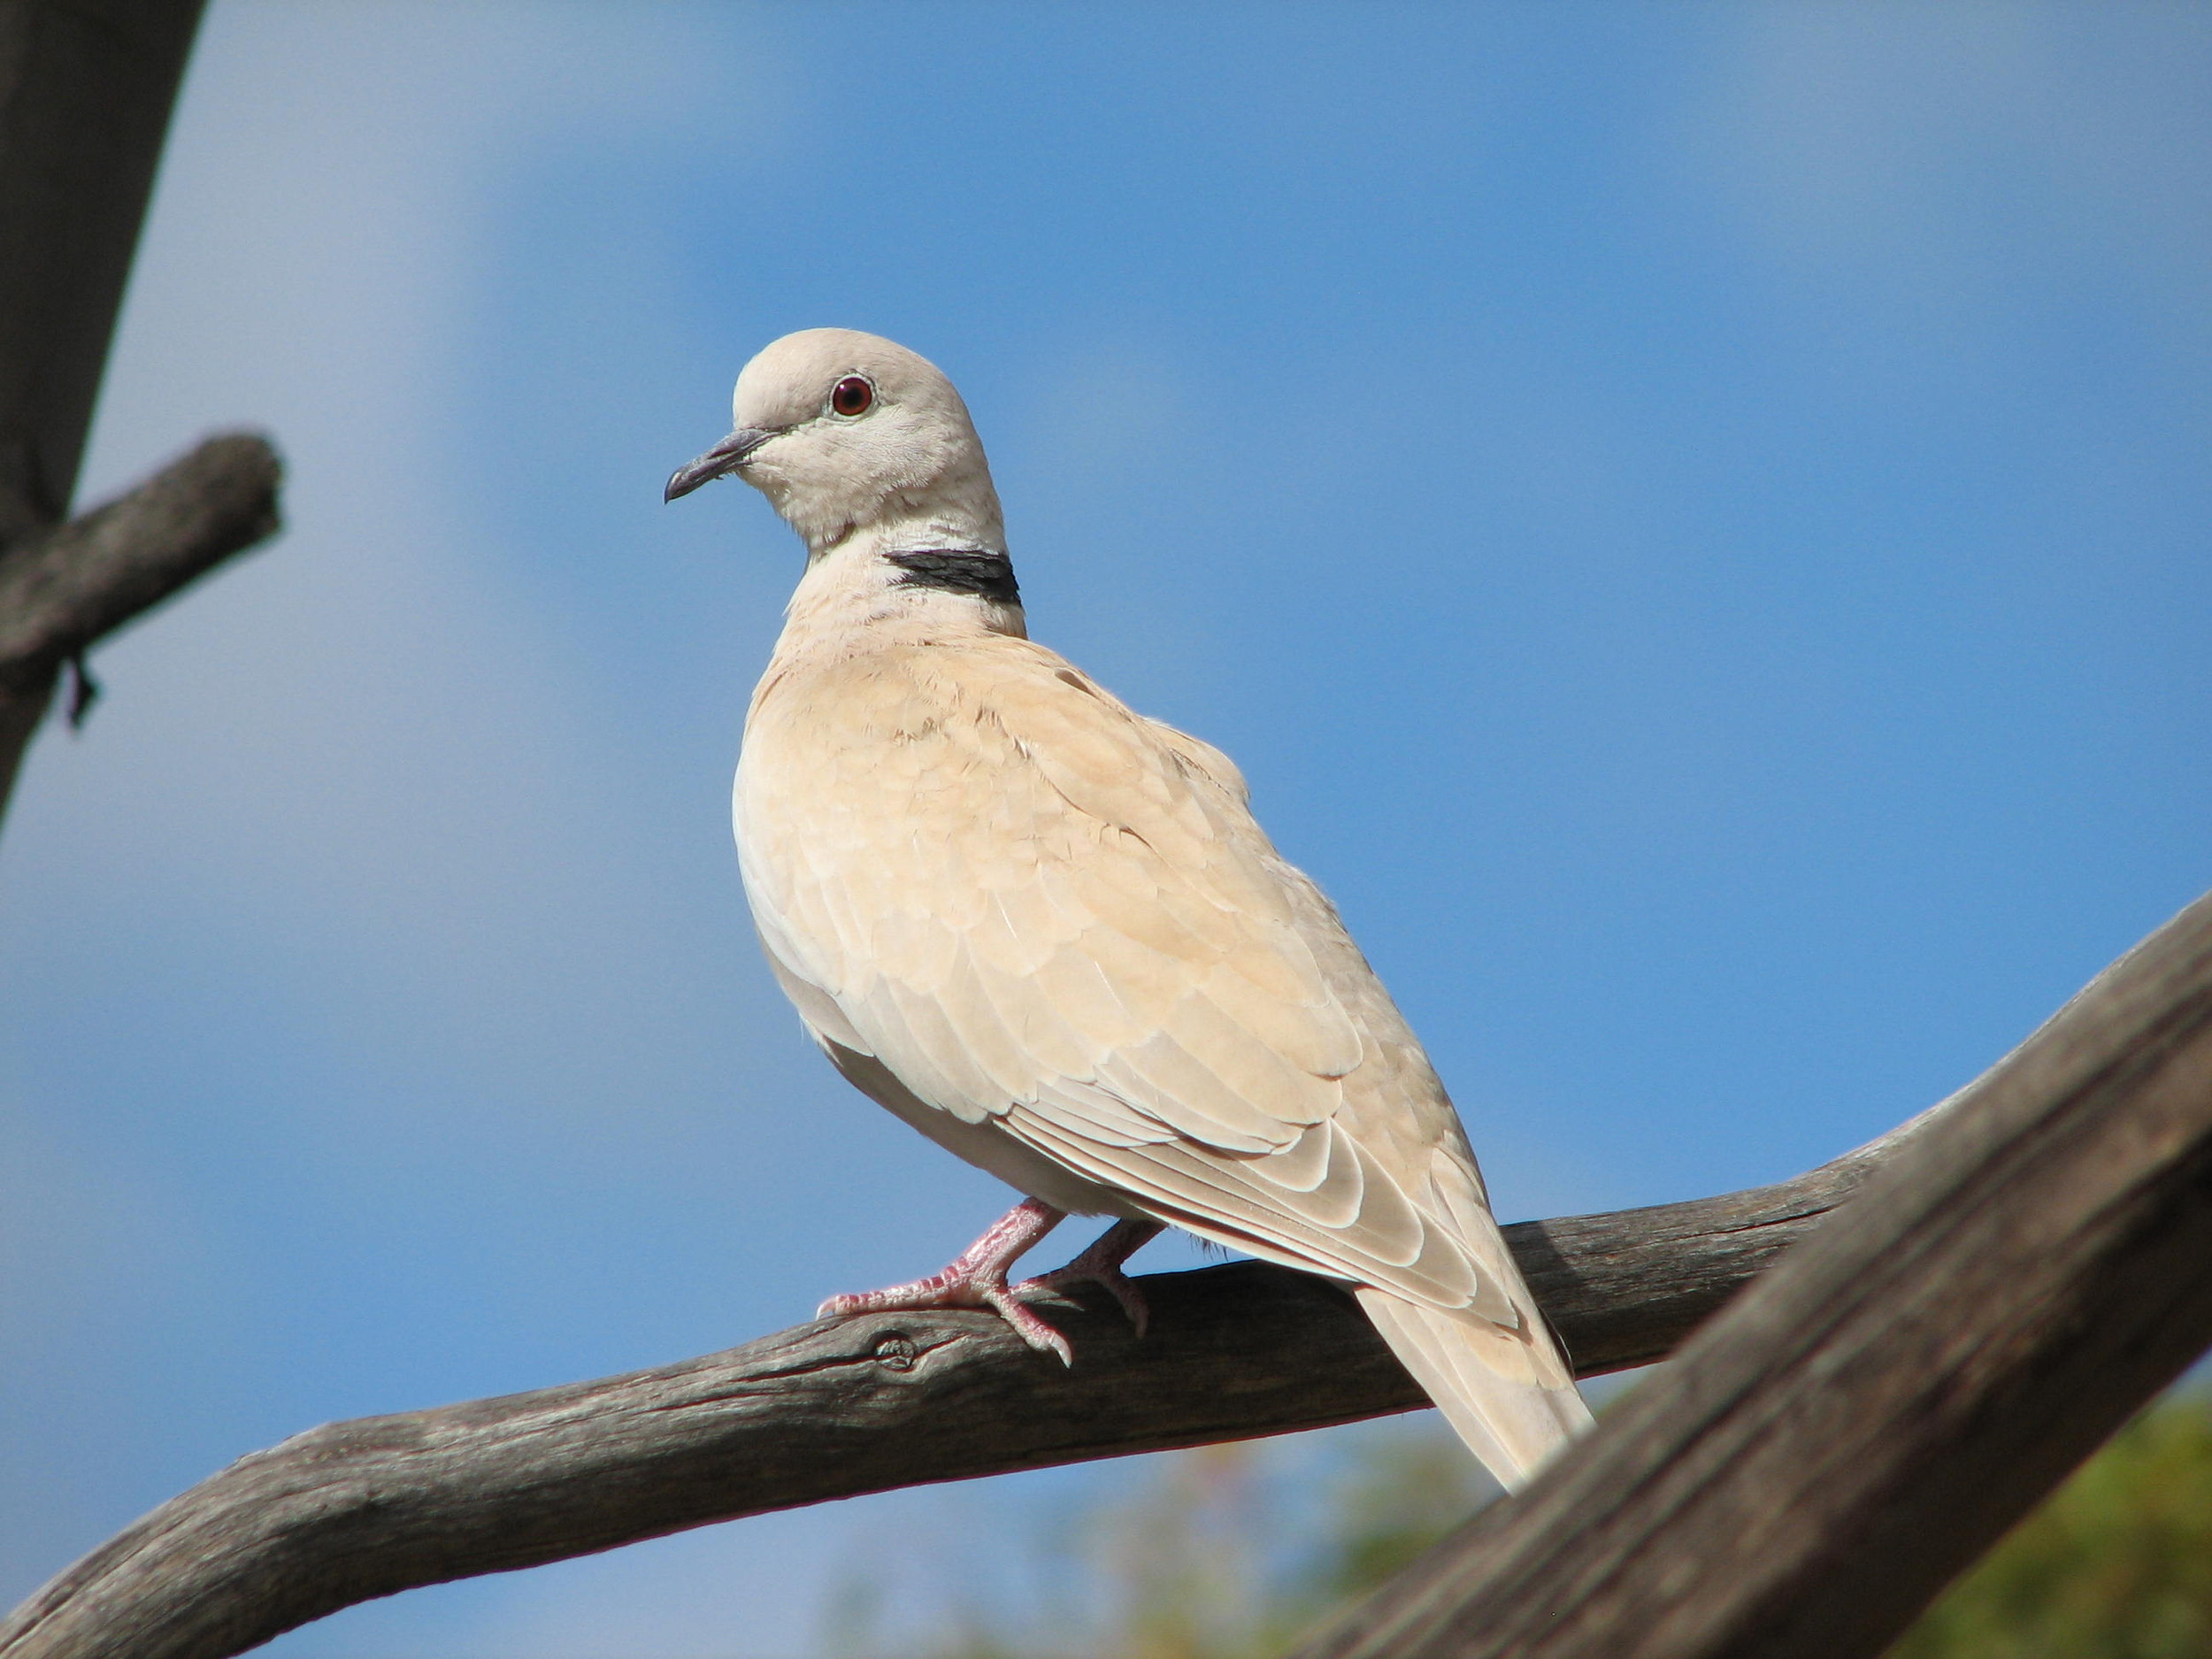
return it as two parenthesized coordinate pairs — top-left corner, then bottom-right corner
(1297, 891), (2212, 1659)
(12, 891), (2199, 1659)
(0, 434), (281, 814)
(0, 0), (208, 540)
(8, 911), (2194, 1659)
(14, 879), (2199, 1659)
(0, 433), (281, 683)
(0, 1), (259, 829)
(0, 1097), (1936, 1659)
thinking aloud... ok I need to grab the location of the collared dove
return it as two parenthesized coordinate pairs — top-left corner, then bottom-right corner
(666, 328), (1593, 1487)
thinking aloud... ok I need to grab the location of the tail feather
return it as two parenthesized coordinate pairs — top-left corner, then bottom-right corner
(1355, 1287), (1594, 1490)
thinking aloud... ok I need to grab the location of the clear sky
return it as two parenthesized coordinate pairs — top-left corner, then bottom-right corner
(2, 4), (2207, 1653)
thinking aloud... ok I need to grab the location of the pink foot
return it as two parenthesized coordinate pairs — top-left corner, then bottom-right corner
(818, 1198), (1077, 1364)
(1015, 1218), (1164, 1338)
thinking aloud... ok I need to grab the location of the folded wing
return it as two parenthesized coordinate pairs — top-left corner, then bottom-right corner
(740, 639), (1565, 1355)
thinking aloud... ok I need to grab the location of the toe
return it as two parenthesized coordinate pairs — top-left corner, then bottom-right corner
(1014, 1268), (1149, 1338)
(1108, 1279), (1151, 1339)
(984, 1288), (1074, 1365)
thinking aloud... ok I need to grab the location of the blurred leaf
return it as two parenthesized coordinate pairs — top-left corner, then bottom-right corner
(837, 1383), (2212, 1659)
(1891, 1390), (2212, 1659)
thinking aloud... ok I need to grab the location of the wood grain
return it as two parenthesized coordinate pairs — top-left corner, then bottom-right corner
(1296, 890), (2212, 1659)
(0, 1097), (1928, 1659)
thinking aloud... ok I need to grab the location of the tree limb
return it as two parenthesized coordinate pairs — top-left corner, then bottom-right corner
(1296, 890), (2212, 1659)
(0, 433), (281, 815)
(0, 431), (281, 682)
(0, 1096), (1938, 1659)
(0, 0), (262, 828)
(9, 890), (2196, 1659)
(0, 0), (207, 541)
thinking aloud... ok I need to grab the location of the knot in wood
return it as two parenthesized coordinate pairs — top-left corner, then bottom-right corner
(873, 1333), (918, 1371)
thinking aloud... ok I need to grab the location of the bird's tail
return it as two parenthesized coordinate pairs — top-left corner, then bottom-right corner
(1354, 1286), (1595, 1490)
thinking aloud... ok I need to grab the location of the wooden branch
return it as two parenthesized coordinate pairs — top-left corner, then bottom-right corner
(0, 1108), (1937, 1659)
(0, 434), (281, 813)
(7, 900), (2198, 1659)
(0, 0), (208, 540)
(0, 0), (233, 825)
(1295, 891), (2212, 1659)
(0, 433), (281, 683)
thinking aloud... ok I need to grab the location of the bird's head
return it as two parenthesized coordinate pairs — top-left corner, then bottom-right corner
(664, 328), (1004, 557)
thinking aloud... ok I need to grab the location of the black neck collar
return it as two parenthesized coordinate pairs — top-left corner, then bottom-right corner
(881, 547), (1020, 606)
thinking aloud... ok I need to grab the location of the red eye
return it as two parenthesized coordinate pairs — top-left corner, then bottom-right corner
(831, 375), (873, 417)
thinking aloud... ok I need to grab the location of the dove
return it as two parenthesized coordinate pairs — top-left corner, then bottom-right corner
(665, 328), (1593, 1486)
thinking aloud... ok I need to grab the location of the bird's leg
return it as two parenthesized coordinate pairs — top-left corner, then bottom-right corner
(1014, 1217), (1165, 1338)
(817, 1197), (1077, 1363)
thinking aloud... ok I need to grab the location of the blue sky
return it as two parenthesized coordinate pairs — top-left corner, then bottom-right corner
(2, 4), (2207, 1653)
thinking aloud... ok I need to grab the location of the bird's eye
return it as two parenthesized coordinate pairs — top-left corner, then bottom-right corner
(831, 376), (874, 417)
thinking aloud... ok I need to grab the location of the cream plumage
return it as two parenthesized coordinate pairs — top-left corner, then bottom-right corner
(666, 328), (1592, 1487)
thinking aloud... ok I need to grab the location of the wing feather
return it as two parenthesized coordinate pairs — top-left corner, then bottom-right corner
(737, 635), (1531, 1328)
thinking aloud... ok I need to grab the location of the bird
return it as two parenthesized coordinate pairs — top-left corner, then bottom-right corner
(665, 328), (1594, 1488)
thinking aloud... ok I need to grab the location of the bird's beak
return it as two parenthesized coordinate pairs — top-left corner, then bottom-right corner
(664, 427), (778, 502)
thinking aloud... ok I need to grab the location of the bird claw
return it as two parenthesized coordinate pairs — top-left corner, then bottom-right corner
(815, 1205), (1164, 1366)
(814, 1197), (1075, 1364)
(816, 1271), (1074, 1366)
(1013, 1262), (1150, 1338)
(981, 1287), (1075, 1365)
(1013, 1217), (1162, 1338)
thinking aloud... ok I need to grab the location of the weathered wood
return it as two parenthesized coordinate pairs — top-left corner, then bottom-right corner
(0, 1102), (1932, 1659)
(0, 0), (229, 819)
(0, 433), (281, 684)
(10, 891), (2202, 1659)
(0, 434), (280, 813)
(0, 0), (206, 539)
(1295, 891), (2212, 1659)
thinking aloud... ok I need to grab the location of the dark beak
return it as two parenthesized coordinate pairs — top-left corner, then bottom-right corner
(664, 427), (778, 502)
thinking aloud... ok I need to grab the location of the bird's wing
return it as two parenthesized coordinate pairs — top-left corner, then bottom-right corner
(739, 637), (1543, 1340)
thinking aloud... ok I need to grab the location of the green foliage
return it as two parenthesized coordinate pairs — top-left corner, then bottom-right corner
(833, 1388), (2212, 1659)
(826, 1420), (1493, 1659)
(1893, 1392), (2212, 1659)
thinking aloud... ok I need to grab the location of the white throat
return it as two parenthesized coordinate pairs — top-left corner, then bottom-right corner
(781, 523), (1026, 646)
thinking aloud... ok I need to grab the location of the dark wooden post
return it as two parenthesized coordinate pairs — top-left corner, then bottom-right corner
(1296, 891), (2212, 1659)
